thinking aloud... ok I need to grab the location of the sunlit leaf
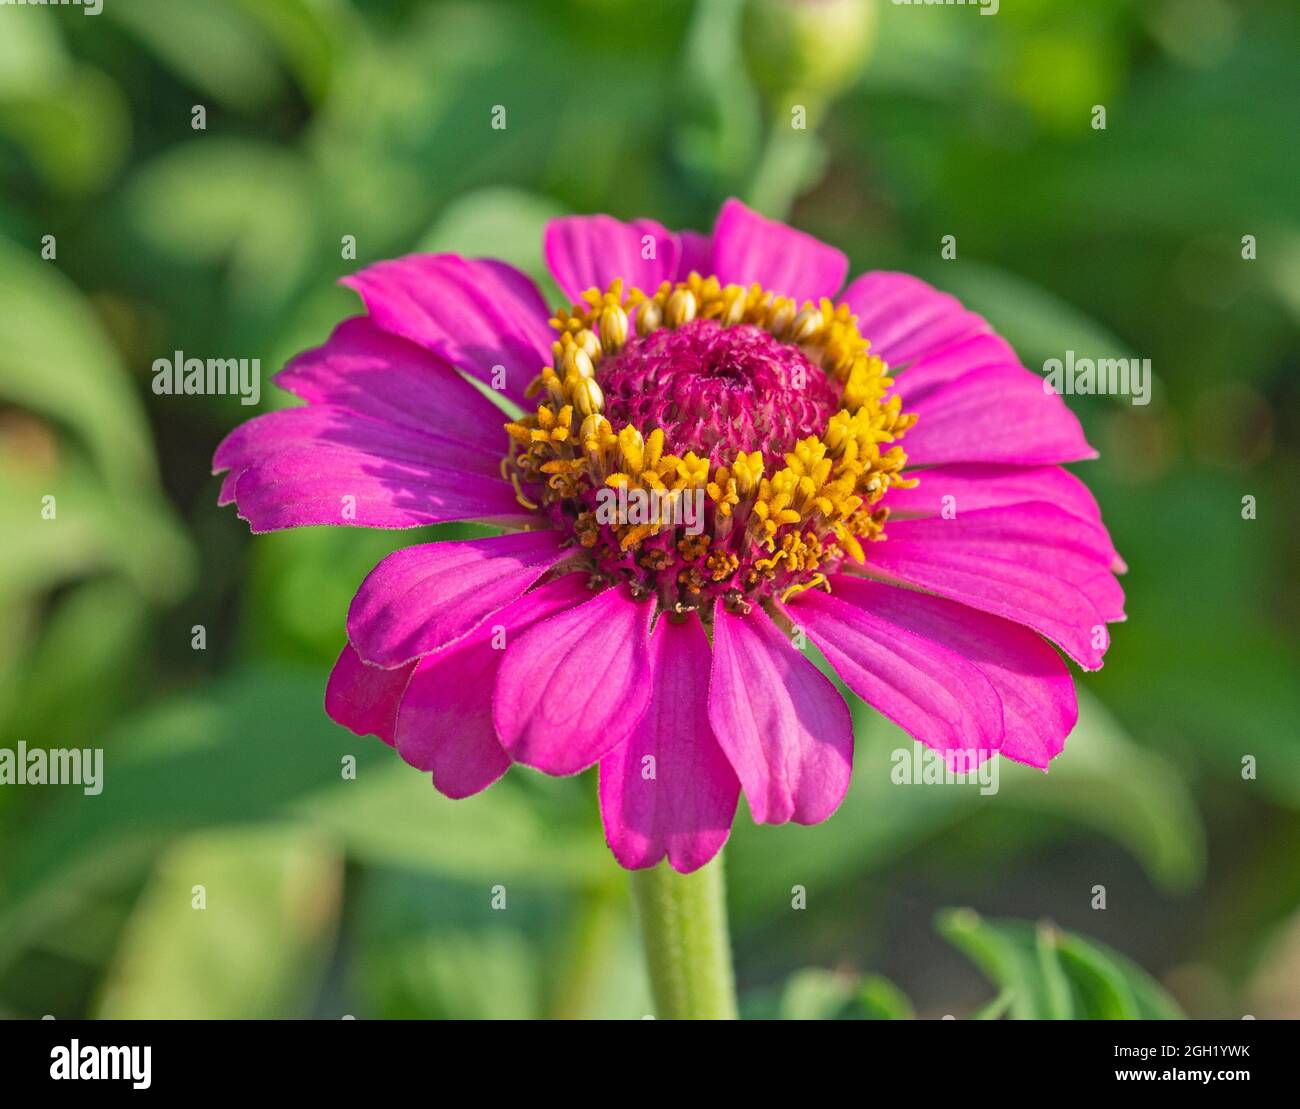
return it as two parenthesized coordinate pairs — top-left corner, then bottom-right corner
(937, 908), (1184, 1020)
(95, 826), (341, 1018)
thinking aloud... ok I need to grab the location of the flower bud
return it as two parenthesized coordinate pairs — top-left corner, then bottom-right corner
(743, 0), (877, 104)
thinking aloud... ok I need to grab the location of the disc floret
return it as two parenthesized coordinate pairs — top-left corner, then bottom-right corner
(505, 275), (916, 615)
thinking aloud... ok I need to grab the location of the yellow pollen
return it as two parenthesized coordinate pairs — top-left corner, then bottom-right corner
(503, 274), (917, 612)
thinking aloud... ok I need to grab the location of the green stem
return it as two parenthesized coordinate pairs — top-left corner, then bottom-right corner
(745, 92), (826, 221)
(630, 854), (739, 1020)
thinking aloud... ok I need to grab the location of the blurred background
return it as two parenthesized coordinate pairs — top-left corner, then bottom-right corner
(1, 0), (1297, 1019)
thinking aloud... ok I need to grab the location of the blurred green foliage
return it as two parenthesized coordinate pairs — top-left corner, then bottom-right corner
(0, 0), (1296, 1019)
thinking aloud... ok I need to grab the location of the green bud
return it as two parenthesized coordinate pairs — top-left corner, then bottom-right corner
(743, 0), (878, 103)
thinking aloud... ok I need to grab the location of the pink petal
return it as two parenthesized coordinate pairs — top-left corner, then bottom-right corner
(597, 613), (740, 873)
(886, 464), (1102, 525)
(395, 574), (592, 798)
(675, 229), (713, 279)
(805, 578), (1078, 769)
(273, 316), (510, 451)
(341, 255), (553, 404)
(864, 504), (1124, 670)
(711, 198), (847, 303)
(494, 586), (655, 776)
(214, 404), (502, 506)
(543, 215), (681, 301)
(226, 444), (529, 533)
(708, 605), (854, 825)
(892, 331), (1023, 406)
(347, 530), (571, 668)
(885, 464), (1126, 573)
(325, 643), (415, 746)
(903, 363), (1096, 466)
(781, 590), (1004, 765)
(840, 271), (989, 368)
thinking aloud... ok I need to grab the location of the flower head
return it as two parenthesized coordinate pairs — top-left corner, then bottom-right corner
(215, 199), (1124, 873)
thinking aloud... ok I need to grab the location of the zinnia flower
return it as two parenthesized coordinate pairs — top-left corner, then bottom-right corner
(215, 199), (1124, 874)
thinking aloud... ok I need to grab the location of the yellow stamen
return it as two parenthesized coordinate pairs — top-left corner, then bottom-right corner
(502, 275), (916, 608)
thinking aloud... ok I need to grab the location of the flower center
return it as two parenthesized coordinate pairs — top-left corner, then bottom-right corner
(598, 319), (841, 467)
(503, 274), (917, 616)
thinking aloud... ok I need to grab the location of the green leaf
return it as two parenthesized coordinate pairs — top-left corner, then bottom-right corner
(2, 578), (149, 743)
(778, 967), (859, 1020)
(232, 0), (349, 105)
(727, 685), (1204, 920)
(858, 974), (916, 1020)
(937, 909), (1071, 1020)
(122, 139), (318, 315)
(95, 826), (341, 1018)
(0, 67), (130, 193)
(287, 760), (608, 889)
(1005, 688), (1205, 892)
(1056, 931), (1183, 1020)
(0, 450), (194, 606)
(970, 988), (1014, 1021)
(937, 909), (1184, 1020)
(0, 238), (159, 494)
(105, 0), (287, 112)
(0, 668), (606, 970)
(0, 7), (68, 96)
(418, 187), (566, 303)
(774, 968), (916, 1019)
(360, 927), (542, 1020)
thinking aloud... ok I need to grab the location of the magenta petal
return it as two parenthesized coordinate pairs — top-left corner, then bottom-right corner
(804, 578), (1078, 769)
(214, 404), (502, 506)
(841, 271), (989, 368)
(887, 464), (1102, 525)
(226, 445), (529, 533)
(903, 363), (1096, 466)
(851, 577), (1076, 770)
(711, 198), (847, 303)
(675, 229), (713, 279)
(597, 613), (740, 873)
(347, 530), (571, 668)
(892, 331), (1022, 406)
(865, 504), (1124, 669)
(886, 464), (1126, 573)
(783, 590), (1004, 763)
(708, 606), (853, 825)
(273, 316), (510, 451)
(888, 464), (1126, 574)
(544, 215), (681, 301)
(340, 255), (552, 404)
(394, 574), (592, 798)
(325, 643), (415, 747)
(494, 586), (654, 776)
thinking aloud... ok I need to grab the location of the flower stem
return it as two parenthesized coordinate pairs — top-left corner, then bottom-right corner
(630, 854), (739, 1019)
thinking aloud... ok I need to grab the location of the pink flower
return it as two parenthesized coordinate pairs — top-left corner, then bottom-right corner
(215, 199), (1124, 874)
